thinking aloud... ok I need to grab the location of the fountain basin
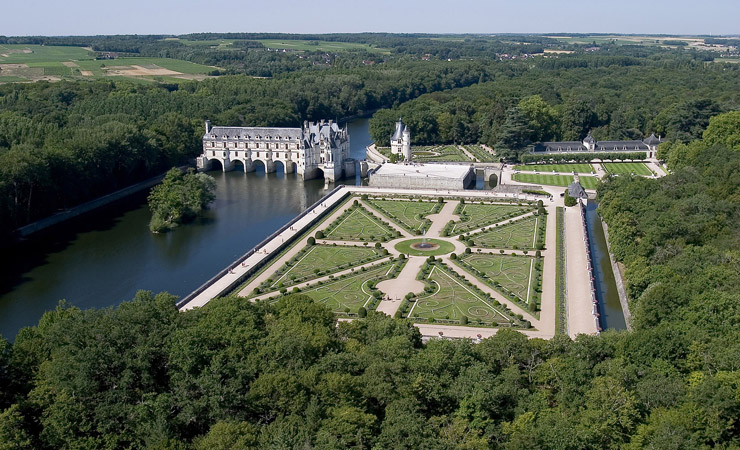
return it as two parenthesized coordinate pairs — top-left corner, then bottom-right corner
(394, 238), (455, 256)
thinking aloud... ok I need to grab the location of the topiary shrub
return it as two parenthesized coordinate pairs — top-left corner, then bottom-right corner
(315, 230), (324, 239)
(358, 306), (367, 318)
(307, 237), (316, 245)
(461, 315), (468, 325)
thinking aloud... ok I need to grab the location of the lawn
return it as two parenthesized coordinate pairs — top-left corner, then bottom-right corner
(408, 264), (515, 325)
(447, 203), (532, 235)
(266, 245), (385, 289)
(322, 204), (396, 241)
(513, 173), (574, 187)
(578, 176), (600, 189)
(412, 145), (471, 162)
(602, 162), (652, 176)
(468, 215), (539, 249)
(516, 163), (594, 173)
(302, 262), (396, 314)
(364, 199), (441, 234)
(463, 145), (496, 162)
(456, 253), (539, 307)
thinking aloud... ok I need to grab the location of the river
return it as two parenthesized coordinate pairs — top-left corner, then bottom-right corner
(584, 201), (627, 330)
(0, 118), (373, 340)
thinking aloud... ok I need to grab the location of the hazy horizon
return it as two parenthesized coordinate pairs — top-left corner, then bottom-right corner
(2, 0), (738, 37)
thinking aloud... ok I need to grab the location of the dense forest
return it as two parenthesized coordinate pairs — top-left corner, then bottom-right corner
(0, 59), (489, 236)
(1, 126), (740, 447)
(369, 52), (740, 159)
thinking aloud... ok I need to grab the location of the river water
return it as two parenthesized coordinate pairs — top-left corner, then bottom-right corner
(0, 119), (372, 340)
(584, 201), (627, 330)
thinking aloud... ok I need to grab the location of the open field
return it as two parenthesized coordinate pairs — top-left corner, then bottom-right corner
(447, 203), (532, 235)
(0, 44), (92, 63)
(265, 245), (384, 290)
(468, 215), (539, 249)
(412, 145), (471, 162)
(301, 262), (395, 314)
(409, 264), (515, 325)
(365, 199), (441, 234)
(323, 204), (396, 241)
(516, 163), (594, 173)
(0, 44), (217, 83)
(602, 162), (653, 176)
(258, 39), (389, 54)
(457, 253), (539, 307)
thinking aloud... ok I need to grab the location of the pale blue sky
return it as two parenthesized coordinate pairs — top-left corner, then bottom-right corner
(2, 0), (738, 36)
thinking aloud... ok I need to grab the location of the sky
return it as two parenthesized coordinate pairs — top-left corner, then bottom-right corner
(2, 0), (738, 37)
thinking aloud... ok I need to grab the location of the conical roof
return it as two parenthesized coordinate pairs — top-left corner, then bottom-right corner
(644, 133), (661, 146)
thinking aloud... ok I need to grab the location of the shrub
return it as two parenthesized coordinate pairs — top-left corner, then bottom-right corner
(465, 248), (472, 254)
(307, 237), (316, 245)
(315, 230), (324, 239)
(358, 306), (367, 318)
(450, 253), (457, 260)
(461, 315), (468, 325)
(353, 199), (359, 206)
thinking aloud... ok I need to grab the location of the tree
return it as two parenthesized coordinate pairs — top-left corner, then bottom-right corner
(702, 110), (740, 151)
(148, 168), (216, 232)
(518, 95), (560, 142)
(560, 98), (599, 141)
(495, 107), (532, 160)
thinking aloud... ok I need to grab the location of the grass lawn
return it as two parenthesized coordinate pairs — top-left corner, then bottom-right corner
(516, 163), (594, 173)
(602, 162), (652, 176)
(365, 199), (441, 234)
(267, 245), (384, 289)
(323, 205), (395, 241)
(408, 264), (514, 325)
(513, 173), (574, 187)
(394, 238), (456, 256)
(302, 262), (395, 314)
(448, 203), (532, 235)
(469, 215), (539, 249)
(412, 145), (471, 162)
(578, 176), (600, 189)
(457, 253), (538, 307)
(0, 76), (27, 83)
(463, 145), (496, 162)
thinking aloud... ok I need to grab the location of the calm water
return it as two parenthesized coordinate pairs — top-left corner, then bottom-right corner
(585, 201), (627, 330)
(0, 119), (372, 340)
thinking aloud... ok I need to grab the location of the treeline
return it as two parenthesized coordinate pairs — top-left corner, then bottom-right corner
(0, 59), (492, 235)
(369, 55), (740, 160)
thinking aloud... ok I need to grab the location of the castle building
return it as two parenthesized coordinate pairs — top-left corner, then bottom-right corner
(533, 133), (662, 159)
(197, 120), (354, 182)
(390, 119), (412, 162)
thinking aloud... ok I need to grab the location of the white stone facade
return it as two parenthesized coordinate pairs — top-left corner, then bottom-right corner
(390, 119), (412, 162)
(197, 120), (353, 182)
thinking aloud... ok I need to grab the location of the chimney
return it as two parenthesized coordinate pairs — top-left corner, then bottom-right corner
(205, 120), (211, 134)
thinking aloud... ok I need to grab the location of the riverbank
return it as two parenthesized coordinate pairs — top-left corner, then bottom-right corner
(14, 165), (190, 241)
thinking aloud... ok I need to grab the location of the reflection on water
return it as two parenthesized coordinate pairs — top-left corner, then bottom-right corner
(585, 201), (626, 330)
(0, 119), (375, 339)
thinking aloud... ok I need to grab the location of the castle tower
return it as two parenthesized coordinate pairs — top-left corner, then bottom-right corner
(391, 119), (411, 162)
(402, 124), (411, 162)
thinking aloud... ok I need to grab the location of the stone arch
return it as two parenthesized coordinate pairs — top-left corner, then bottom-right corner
(232, 159), (245, 172)
(207, 158), (224, 172)
(274, 160), (286, 174)
(252, 159), (266, 173)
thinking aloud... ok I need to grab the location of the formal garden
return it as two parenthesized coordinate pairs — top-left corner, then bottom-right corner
(236, 192), (545, 329)
(515, 163), (595, 173)
(602, 162), (653, 176)
(513, 173), (600, 189)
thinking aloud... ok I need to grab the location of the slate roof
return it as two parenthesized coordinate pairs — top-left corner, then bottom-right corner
(568, 181), (587, 199)
(391, 120), (407, 141)
(536, 141), (586, 152)
(206, 126), (303, 140)
(596, 140), (648, 151)
(643, 133), (661, 146)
